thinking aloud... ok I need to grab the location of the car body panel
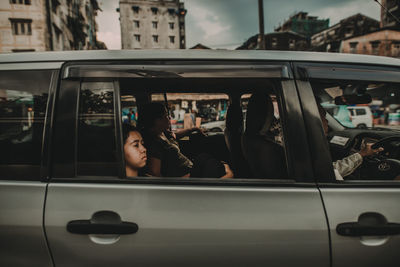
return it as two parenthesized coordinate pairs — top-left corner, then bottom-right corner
(45, 183), (329, 267)
(0, 181), (52, 267)
(320, 187), (400, 267)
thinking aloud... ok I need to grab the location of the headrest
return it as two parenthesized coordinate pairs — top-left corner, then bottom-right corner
(225, 104), (243, 131)
(245, 92), (274, 135)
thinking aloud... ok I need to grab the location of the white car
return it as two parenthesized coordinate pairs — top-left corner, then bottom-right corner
(347, 106), (373, 128)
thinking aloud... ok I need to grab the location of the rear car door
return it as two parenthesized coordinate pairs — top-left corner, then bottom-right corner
(294, 62), (400, 267)
(44, 61), (330, 267)
(0, 64), (59, 266)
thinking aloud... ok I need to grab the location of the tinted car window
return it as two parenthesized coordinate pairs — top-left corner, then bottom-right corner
(0, 70), (52, 180)
(356, 108), (367, 115)
(77, 82), (118, 176)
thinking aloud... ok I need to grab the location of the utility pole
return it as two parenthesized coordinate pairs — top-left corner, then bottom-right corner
(258, 0), (265, 50)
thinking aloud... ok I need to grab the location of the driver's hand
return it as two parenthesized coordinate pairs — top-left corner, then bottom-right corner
(359, 142), (384, 157)
(192, 127), (207, 136)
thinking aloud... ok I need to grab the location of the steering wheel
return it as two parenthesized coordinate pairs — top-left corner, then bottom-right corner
(361, 136), (400, 180)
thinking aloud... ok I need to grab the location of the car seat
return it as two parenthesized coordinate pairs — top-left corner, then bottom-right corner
(224, 103), (251, 177)
(241, 92), (287, 179)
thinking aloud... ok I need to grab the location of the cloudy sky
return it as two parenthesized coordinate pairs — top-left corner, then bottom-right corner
(96, 0), (382, 50)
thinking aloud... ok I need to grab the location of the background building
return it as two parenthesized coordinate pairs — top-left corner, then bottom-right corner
(275, 12), (329, 39)
(0, 0), (104, 53)
(311, 13), (380, 52)
(237, 31), (308, 51)
(381, 0), (400, 28)
(119, 0), (186, 49)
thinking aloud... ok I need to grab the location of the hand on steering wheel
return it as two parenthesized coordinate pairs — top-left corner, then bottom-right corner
(361, 136), (400, 180)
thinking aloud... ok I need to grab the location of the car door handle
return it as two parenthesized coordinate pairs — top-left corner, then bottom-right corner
(67, 220), (139, 235)
(337, 222), (400, 237)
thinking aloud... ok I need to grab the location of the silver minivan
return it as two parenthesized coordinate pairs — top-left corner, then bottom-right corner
(0, 50), (399, 267)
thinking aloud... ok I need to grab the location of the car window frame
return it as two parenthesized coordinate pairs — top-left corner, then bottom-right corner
(51, 60), (315, 186)
(293, 61), (400, 186)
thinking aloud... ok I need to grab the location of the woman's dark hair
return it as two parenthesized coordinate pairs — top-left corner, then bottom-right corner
(122, 124), (139, 144)
(137, 102), (167, 130)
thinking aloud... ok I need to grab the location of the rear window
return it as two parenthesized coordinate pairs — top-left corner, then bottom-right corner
(0, 70), (53, 180)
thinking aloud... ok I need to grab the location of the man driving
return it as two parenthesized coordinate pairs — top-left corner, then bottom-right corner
(317, 102), (384, 180)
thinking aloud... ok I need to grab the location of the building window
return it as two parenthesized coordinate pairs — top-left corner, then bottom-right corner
(151, 7), (158, 15)
(152, 21), (158, 29)
(169, 22), (174, 29)
(134, 34), (140, 42)
(134, 20), (139, 28)
(169, 36), (175, 43)
(271, 37), (278, 48)
(289, 39), (295, 49)
(10, 0), (31, 4)
(370, 41), (380, 55)
(349, 42), (358, 54)
(10, 19), (32, 35)
(153, 35), (158, 42)
(168, 8), (175, 15)
(179, 22), (184, 30)
(132, 6), (139, 14)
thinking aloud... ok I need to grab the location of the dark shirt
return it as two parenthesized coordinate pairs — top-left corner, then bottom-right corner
(147, 135), (193, 177)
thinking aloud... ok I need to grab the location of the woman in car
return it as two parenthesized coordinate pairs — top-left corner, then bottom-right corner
(123, 124), (147, 177)
(138, 102), (233, 178)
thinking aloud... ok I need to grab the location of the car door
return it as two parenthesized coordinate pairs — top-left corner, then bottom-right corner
(44, 61), (330, 267)
(0, 66), (59, 266)
(294, 62), (400, 267)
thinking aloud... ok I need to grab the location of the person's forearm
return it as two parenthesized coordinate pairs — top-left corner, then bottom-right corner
(333, 153), (363, 178)
(175, 127), (195, 139)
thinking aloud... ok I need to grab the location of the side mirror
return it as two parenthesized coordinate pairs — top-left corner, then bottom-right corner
(334, 94), (372, 105)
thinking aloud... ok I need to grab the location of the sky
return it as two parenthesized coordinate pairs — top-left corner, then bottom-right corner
(96, 0), (382, 50)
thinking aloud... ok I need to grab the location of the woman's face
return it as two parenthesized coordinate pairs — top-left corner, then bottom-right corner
(154, 108), (171, 132)
(124, 131), (147, 170)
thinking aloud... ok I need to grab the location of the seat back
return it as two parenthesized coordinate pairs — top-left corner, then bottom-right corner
(242, 92), (287, 179)
(224, 104), (251, 177)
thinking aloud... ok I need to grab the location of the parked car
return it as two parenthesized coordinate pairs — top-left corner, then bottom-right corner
(347, 106), (373, 128)
(1, 50), (399, 267)
(321, 103), (354, 128)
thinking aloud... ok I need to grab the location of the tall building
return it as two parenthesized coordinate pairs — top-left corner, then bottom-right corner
(0, 0), (104, 53)
(119, 0), (186, 49)
(275, 12), (329, 39)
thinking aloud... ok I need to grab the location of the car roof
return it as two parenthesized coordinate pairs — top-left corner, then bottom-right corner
(1, 49), (400, 68)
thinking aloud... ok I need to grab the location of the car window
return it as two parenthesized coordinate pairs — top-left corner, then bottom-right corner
(355, 108), (367, 116)
(76, 82), (118, 176)
(310, 78), (400, 181)
(119, 78), (289, 180)
(0, 70), (52, 180)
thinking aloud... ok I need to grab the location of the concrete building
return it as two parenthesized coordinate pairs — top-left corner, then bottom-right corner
(275, 12), (329, 39)
(341, 28), (400, 57)
(311, 13), (380, 52)
(237, 31), (309, 51)
(119, 0), (186, 49)
(381, 0), (400, 28)
(0, 0), (104, 53)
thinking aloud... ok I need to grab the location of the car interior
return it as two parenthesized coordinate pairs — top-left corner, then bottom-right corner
(312, 79), (400, 180)
(119, 78), (288, 179)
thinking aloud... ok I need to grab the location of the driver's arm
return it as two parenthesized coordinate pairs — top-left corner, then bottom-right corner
(333, 143), (383, 180)
(333, 153), (363, 180)
(174, 127), (205, 139)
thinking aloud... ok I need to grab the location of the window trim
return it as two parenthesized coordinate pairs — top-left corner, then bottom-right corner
(52, 61), (315, 184)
